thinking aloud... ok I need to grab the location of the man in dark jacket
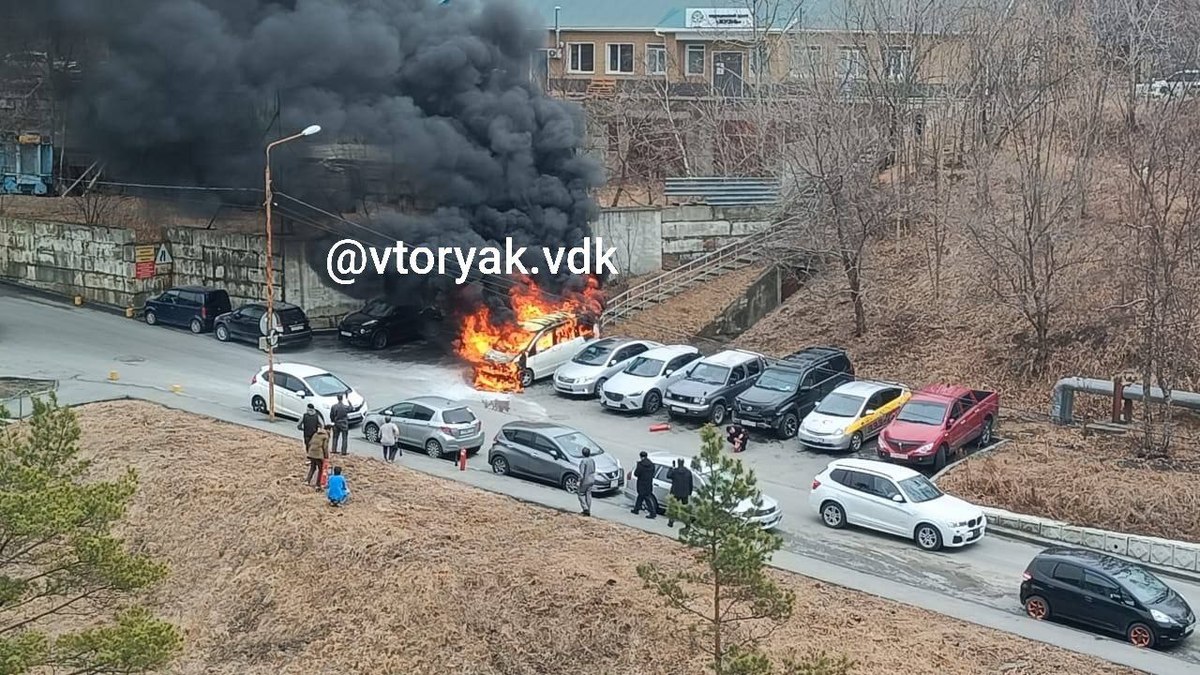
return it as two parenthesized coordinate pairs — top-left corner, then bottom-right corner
(666, 458), (694, 528)
(330, 395), (350, 455)
(297, 404), (323, 450)
(631, 451), (659, 519)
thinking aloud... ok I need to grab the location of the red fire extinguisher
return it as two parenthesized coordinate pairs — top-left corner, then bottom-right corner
(458, 446), (467, 471)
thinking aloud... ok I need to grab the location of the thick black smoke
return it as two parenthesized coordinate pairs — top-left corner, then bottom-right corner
(10, 0), (604, 321)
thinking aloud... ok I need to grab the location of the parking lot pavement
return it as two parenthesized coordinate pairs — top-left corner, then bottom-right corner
(1, 285), (1198, 672)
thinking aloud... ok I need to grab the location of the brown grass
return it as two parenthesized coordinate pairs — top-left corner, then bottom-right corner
(607, 265), (768, 345)
(50, 400), (1141, 675)
(0, 194), (262, 236)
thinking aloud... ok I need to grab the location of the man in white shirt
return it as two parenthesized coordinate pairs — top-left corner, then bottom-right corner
(379, 416), (401, 463)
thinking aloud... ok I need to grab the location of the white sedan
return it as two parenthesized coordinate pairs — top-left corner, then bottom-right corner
(809, 458), (986, 551)
(552, 337), (661, 396)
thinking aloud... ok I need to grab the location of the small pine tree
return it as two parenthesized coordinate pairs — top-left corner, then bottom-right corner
(0, 395), (181, 674)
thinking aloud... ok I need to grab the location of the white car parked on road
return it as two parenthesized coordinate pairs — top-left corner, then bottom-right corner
(553, 337), (661, 396)
(622, 452), (783, 529)
(598, 345), (702, 414)
(249, 362), (367, 424)
(809, 458), (986, 551)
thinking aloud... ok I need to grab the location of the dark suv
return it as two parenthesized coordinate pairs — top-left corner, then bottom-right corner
(214, 302), (313, 348)
(733, 346), (854, 438)
(664, 349), (767, 425)
(337, 298), (440, 350)
(1021, 547), (1195, 649)
(143, 286), (231, 334)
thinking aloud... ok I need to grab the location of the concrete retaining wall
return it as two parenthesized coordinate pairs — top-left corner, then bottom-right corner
(660, 204), (772, 269)
(592, 208), (662, 276)
(0, 218), (139, 306)
(163, 228), (278, 309)
(698, 265), (783, 340)
(983, 506), (1200, 575)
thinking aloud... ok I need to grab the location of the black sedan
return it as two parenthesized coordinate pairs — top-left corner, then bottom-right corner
(1021, 547), (1195, 648)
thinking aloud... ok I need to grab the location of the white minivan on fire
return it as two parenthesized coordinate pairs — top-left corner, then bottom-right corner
(480, 312), (594, 388)
(249, 362), (367, 424)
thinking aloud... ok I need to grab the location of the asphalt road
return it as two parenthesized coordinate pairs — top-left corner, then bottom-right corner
(2, 285), (1198, 674)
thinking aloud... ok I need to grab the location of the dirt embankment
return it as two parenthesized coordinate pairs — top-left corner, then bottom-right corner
(52, 401), (1138, 675)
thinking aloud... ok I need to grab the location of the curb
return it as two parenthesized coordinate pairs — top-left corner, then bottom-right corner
(0, 278), (130, 318)
(986, 522), (1200, 585)
(929, 438), (1010, 483)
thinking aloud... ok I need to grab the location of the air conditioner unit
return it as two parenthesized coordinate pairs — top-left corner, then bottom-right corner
(546, 48), (562, 59)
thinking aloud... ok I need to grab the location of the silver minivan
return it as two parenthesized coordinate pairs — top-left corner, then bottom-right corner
(362, 396), (485, 459)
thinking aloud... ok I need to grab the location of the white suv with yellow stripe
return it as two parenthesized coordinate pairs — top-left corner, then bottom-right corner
(797, 381), (910, 453)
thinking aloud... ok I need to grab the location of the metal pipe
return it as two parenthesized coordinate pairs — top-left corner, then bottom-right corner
(1050, 376), (1200, 425)
(554, 6), (561, 50)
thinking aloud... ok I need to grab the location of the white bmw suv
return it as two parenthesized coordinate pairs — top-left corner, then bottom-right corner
(809, 458), (986, 551)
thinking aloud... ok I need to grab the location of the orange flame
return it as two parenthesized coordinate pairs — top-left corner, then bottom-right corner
(455, 277), (604, 392)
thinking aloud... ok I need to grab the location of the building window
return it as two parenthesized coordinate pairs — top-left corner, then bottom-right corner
(568, 43), (595, 74)
(607, 43), (635, 74)
(885, 46), (912, 79)
(685, 44), (706, 76)
(646, 43), (667, 75)
(838, 46), (867, 80)
(790, 45), (822, 77)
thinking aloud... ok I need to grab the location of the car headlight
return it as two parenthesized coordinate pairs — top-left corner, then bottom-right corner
(1151, 609), (1178, 626)
(362, 319), (378, 327)
(628, 391), (644, 397)
(949, 520), (969, 528)
(916, 443), (934, 454)
(697, 397), (707, 405)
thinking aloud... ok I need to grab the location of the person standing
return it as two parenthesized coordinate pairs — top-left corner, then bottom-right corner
(577, 447), (597, 516)
(666, 458), (694, 528)
(305, 425), (330, 489)
(330, 394), (350, 455)
(631, 451), (659, 519)
(379, 415), (401, 463)
(297, 404), (322, 450)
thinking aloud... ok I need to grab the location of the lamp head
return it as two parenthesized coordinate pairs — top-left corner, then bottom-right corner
(301, 124), (321, 136)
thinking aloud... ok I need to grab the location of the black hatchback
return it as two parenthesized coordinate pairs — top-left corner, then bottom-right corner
(143, 286), (231, 334)
(214, 302), (312, 348)
(1021, 547), (1195, 648)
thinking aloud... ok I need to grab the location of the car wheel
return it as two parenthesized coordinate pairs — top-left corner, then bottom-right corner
(978, 417), (994, 447)
(593, 377), (608, 397)
(1127, 622), (1156, 648)
(370, 331), (388, 350)
(518, 368), (534, 388)
(364, 423), (380, 443)
(643, 390), (662, 414)
(1024, 595), (1051, 620)
(779, 412), (799, 439)
(933, 446), (948, 472)
(914, 523), (943, 551)
(425, 438), (444, 458)
(251, 396), (268, 415)
(490, 455), (510, 475)
(215, 324), (230, 342)
(710, 401), (727, 425)
(189, 318), (203, 334)
(562, 473), (580, 494)
(849, 432), (863, 453)
(145, 310), (157, 326)
(820, 501), (846, 529)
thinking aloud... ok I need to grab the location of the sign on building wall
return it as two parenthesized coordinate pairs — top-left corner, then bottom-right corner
(132, 244), (169, 279)
(685, 8), (754, 29)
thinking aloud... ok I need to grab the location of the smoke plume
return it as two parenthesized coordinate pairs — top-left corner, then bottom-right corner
(13, 0), (604, 319)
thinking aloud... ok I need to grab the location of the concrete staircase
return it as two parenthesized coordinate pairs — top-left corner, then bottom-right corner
(600, 218), (802, 327)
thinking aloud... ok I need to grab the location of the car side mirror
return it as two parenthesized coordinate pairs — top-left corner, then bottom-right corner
(294, 389), (306, 397)
(665, 370), (674, 376)
(608, 358), (617, 366)
(864, 408), (876, 416)
(946, 418), (956, 428)
(891, 494), (904, 503)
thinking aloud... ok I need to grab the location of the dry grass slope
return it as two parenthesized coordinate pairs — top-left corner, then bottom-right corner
(58, 401), (1138, 675)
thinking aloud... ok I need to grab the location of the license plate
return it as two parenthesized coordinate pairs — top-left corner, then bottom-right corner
(670, 406), (686, 413)
(969, 528), (981, 539)
(890, 452), (907, 459)
(340, 331), (352, 337)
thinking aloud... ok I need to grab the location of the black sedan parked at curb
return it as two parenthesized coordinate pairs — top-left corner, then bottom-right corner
(1020, 546), (1195, 649)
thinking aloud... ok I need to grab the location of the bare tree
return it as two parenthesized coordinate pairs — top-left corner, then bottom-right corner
(72, 190), (118, 226)
(960, 1), (1109, 374)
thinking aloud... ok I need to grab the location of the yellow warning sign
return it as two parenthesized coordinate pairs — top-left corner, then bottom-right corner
(134, 245), (156, 263)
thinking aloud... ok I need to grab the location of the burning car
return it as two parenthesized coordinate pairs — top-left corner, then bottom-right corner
(476, 312), (595, 389)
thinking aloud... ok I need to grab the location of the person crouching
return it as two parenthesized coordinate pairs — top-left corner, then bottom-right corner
(326, 466), (350, 507)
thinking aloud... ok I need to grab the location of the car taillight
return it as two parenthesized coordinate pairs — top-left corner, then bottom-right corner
(201, 307), (207, 319)
(439, 426), (453, 435)
(1022, 572), (1032, 581)
(811, 479), (821, 490)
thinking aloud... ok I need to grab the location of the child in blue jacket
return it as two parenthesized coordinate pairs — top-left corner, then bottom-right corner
(326, 466), (350, 507)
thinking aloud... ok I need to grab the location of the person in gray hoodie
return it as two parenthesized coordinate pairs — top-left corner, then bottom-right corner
(577, 447), (596, 516)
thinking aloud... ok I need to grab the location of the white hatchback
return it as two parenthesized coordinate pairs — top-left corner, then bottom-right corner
(249, 362), (367, 424)
(598, 345), (702, 414)
(809, 458), (986, 551)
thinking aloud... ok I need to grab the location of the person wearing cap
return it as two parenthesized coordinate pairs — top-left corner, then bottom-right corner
(297, 403), (323, 450)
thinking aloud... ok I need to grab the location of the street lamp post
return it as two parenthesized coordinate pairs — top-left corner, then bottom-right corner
(263, 124), (321, 421)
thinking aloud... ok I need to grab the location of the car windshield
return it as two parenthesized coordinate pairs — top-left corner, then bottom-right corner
(572, 342), (615, 366)
(362, 300), (393, 318)
(815, 393), (864, 417)
(625, 356), (664, 377)
(756, 368), (801, 392)
(896, 400), (947, 425)
(1110, 565), (1172, 604)
(898, 475), (943, 503)
(555, 431), (604, 458)
(687, 363), (729, 386)
(305, 374), (351, 397)
(441, 408), (475, 424)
